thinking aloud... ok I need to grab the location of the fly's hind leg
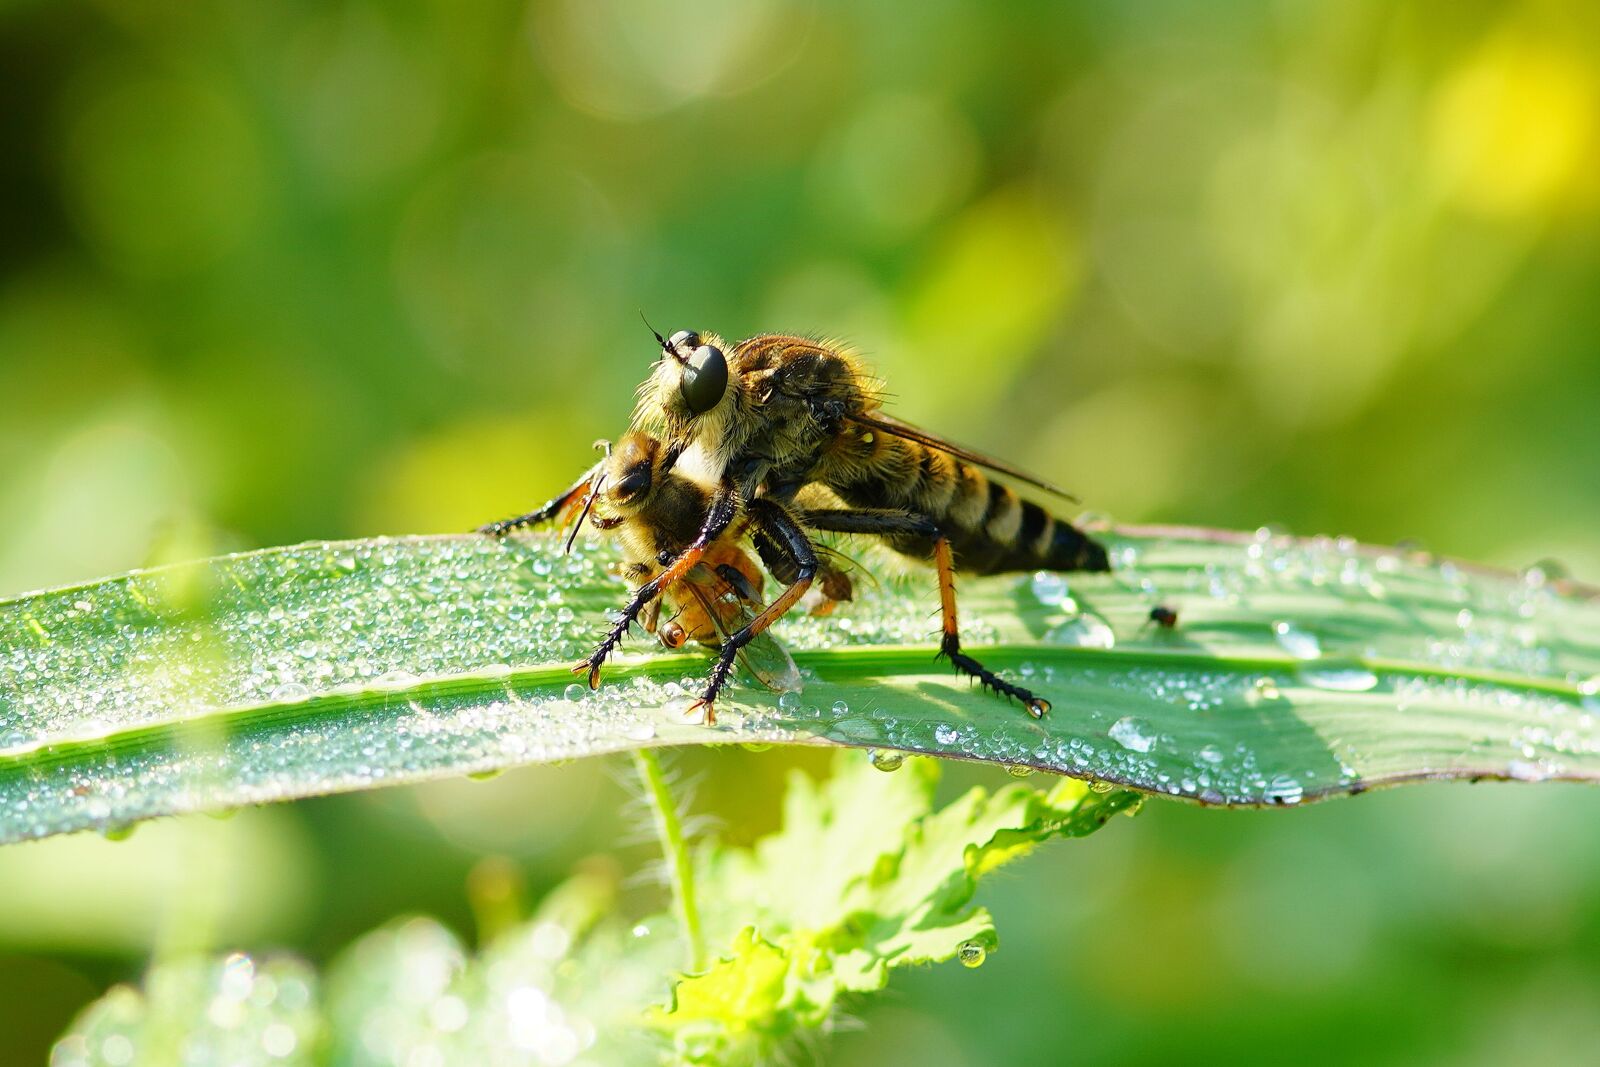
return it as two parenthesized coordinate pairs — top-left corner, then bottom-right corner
(800, 507), (1051, 718)
(931, 536), (1050, 718)
(689, 499), (817, 723)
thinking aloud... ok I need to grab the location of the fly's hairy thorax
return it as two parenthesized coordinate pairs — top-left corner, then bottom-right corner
(722, 336), (877, 486)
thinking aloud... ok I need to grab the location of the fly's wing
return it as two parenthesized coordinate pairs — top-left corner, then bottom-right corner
(475, 459), (604, 538)
(845, 412), (1079, 504)
(680, 567), (802, 694)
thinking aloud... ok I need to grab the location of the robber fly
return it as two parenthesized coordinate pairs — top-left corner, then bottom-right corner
(547, 328), (1111, 721)
(481, 431), (856, 715)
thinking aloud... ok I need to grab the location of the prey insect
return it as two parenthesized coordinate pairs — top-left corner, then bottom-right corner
(549, 326), (1113, 720)
(478, 433), (851, 717)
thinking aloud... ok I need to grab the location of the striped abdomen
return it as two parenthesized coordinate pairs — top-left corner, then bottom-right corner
(828, 434), (1109, 575)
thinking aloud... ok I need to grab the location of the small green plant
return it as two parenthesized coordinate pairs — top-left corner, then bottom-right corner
(50, 751), (1137, 1066)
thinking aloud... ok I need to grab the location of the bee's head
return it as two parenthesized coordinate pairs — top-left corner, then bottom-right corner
(640, 327), (730, 430)
(601, 431), (671, 511)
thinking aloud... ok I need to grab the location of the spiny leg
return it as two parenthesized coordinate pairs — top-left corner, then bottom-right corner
(932, 536), (1050, 718)
(574, 480), (739, 688)
(800, 507), (1050, 718)
(690, 499), (817, 721)
(475, 458), (604, 538)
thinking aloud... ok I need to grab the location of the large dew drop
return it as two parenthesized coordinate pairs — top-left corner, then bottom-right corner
(1272, 621), (1322, 660)
(1300, 666), (1379, 692)
(868, 749), (905, 772)
(1108, 716), (1156, 753)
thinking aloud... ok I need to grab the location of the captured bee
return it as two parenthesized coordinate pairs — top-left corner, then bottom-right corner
(480, 431), (857, 715)
(1148, 605), (1179, 630)
(546, 328), (1112, 720)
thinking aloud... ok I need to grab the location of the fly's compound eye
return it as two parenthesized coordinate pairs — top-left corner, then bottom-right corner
(680, 344), (727, 414)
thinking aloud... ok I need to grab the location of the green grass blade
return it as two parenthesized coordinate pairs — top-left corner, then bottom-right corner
(2, 527), (1598, 843)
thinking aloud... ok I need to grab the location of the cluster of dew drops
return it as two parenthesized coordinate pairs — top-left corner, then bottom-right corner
(6, 524), (1600, 827)
(854, 526), (1600, 805)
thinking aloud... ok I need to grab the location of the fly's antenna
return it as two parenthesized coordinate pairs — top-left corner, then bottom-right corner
(639, 310), (669, 355)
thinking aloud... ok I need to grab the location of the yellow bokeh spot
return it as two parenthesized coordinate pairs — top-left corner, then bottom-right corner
(361, 414), (597, 536)
(1429, 30), (1600, 218)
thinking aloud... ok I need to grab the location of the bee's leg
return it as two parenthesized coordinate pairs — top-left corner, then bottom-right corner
(690, 500), (816, 720)
(475, 459), (605, 537)
(573, 481), (739, 689)
(800, 508), (1050, 718)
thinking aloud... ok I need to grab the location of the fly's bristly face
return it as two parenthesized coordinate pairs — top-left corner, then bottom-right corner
(633, 327), (742, 465)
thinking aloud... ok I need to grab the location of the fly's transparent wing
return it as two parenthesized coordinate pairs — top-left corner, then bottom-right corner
(680, 566), (802, 694)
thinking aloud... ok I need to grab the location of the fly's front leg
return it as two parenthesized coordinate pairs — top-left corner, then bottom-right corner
(573, 481), (739, 689)
(801, 507), (1051, 718)
(689, 499), (817, 723)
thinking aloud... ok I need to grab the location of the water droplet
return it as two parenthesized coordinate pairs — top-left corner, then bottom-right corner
(1030, 571), (1070, 606)
(778, 691), (801, 711)
(1251, 677), (1281, 701)
(1045, 615), (1114, 649)
(1578, 676), (1600, 713)
(1264, 774), (1303, 804)
(563, 683), (587, 702)
(1272, 621), (1321, 660)
(831, 700), (850, 715)
(1108, 716), (1156, 753)
(868, 749), (905, 772)
(1198, 744), (1225, 764)
(372, 669), (419, 691)
(1300, 666), (1379, 692)
(268, 682), (310, 703)
(99, 823), (137, 842)
(1522, 558), (1569, 586)
(1006, 764), (1034, 778)
(933, 722), (961, 745)
(958, 940), (987, 968)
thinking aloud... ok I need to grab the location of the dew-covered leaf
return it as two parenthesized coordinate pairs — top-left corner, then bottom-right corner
(3, 527), (1599, 842)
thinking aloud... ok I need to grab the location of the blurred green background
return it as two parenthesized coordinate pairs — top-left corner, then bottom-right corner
(3, 0), (1599, 1062)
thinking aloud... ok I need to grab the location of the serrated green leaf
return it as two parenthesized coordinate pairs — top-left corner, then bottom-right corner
(656, 752), (1137, 1062)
